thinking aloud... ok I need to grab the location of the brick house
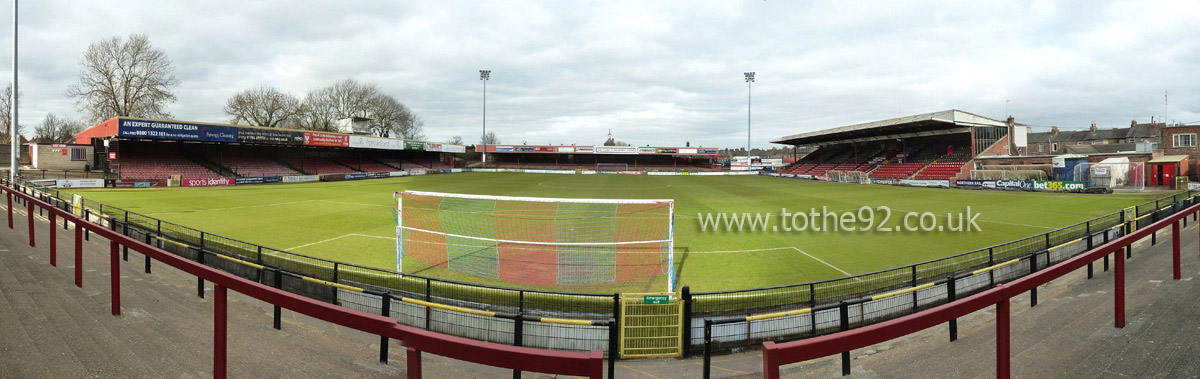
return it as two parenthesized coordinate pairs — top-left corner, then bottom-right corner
(1160, 124), (1200, 177)
(1027, 120), (1159, 155)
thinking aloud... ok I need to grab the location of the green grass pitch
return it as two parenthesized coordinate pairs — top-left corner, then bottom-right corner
(69, 173), (1158, 293)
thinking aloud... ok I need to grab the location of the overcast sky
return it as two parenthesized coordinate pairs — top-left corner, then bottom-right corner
(1, 0), (1198, 148)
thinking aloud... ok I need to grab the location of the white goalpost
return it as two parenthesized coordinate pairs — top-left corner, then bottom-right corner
(395, 190), (676, 291)
(596, 163), (629, 173)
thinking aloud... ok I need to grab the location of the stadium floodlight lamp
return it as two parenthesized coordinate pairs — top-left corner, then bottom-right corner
(744, 72), (755, 82)
(480, 70), (490, 167)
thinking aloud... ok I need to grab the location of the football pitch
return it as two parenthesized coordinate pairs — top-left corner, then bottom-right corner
(69, 173), (1160, 292)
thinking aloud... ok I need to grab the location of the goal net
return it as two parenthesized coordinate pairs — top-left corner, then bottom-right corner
(396, 191), (676, 291)
(597, 163), (628, 173)
(825, 170), (869, 184)
(1073, 162), (1145, 191)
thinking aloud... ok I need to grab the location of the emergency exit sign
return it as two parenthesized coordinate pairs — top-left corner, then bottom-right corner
(643, 295), (670, 305)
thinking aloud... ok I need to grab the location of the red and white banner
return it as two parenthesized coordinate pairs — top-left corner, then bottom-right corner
(182, 178), (235, 187)
(303, 132), (350, 147)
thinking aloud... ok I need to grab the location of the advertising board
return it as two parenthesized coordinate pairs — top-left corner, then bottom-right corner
(118, 119), (237, 142)
(55, 179), (105, 188)
(954, 179), (999, 188)
(302, 132), (350, 147)
(182, 178), (235, 187)
(405, 141), (427, 151)
(237, 128), (304, 145)
(593, 146), (638, 154)
(349, 135), (405, 150)
(234, 176), (281, 185)
(282, 175), (319, 183)
(442, 145), (467, 153)
(1032, 181), (1086, 191)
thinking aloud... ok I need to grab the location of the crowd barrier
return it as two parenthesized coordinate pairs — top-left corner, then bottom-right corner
(760, 196), (1200, 378)
(687, 191), (1188, 354)
(0, 181), (605, 378)
(17, 176), (1196, 368)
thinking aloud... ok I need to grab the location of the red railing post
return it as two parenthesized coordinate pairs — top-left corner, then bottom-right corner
(762, 341), (780, 379)
(1173, 221), (1181, 280)
(6, 191), (11, 229)
(49, 212), (57, 266)
(1115, 243), (1126, 328)
(588, 350), (604, 379)
(111, 241), (120, 316)
(74, 223), (83, 288)
(215, 284), (228, 379)
(996, 296), (1010, 379)
(406, 347), (421, 379)
(27, 200), (34, 247)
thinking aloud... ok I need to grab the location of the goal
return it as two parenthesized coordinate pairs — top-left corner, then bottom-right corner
(596, 163), (628, 173)
(395, 191), (676, 291)
(825, 170), (868, 184)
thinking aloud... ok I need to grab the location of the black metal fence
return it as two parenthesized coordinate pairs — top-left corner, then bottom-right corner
(17, 179), (1195, 358)
(687, 191), (1193, 353)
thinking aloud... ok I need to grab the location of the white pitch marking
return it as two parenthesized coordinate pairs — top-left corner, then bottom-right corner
(286, 233), (395, 250)
(143, 200), (321, 215)
(683, 246), (857, 279)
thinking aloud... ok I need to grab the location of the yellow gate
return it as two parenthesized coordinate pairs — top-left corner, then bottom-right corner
(619, 292), (683, 358)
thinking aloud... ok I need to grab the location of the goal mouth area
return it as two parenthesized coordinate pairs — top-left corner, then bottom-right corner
(395, 190), (676, 291)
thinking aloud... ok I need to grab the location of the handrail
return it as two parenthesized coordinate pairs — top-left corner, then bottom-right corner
(762, 199), (1199, 378)
(1, 183), (604, 378)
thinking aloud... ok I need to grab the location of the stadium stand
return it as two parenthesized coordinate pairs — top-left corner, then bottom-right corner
(330, 156), (395, 173)
(116, 153), (222, 180)
(283, 156), (361, 175)
(206, 154), (302, 177)
(868, 162), (925, 179)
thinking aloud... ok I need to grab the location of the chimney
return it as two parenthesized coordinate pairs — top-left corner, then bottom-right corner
(1151, 116), (1156, 125)
(1089, 123), (1097, 132)
(1051, 126), (1060, 135)
(1131, 120), (1137, 128)
(1006, 116), (1018, 156)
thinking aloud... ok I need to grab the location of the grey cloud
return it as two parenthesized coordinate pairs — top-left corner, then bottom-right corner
(0, 0), (1197, 145)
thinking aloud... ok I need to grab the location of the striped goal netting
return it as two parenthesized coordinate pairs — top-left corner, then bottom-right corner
(395, 191), (675, 291)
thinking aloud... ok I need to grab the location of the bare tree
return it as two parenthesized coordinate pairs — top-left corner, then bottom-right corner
(446, 135), (463, 145)
(65, 34), (180, 124)
(0, 83), (28, 142)
(223, 87), (301, 127)
(33, 113), (85, 144)
(369, 94), (424, 139)
(293, 78), (425, 139)
(291, 92), (339, 131)
(481, 131), (500, 145)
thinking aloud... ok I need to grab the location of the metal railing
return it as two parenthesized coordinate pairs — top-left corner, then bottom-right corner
(1, 181), (606, 378)
(15, 177), (1194, 364)
(761, 195), (1199, 379)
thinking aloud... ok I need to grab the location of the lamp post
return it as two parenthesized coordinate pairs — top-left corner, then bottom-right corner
(10, 0), (18, 182)
(480, 69), (490, 168)
(744, 72), (754, 161)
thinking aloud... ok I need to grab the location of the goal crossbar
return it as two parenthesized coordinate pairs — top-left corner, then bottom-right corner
(400, 226), (673, 246)
(401, 190), (671, 204)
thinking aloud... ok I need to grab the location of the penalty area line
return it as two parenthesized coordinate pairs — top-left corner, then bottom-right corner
(685, 246), (857, 280)
(286, 233), (395, 250)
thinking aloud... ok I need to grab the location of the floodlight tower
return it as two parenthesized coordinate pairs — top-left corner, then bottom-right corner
(744, 72), (755, 159)
(9, 0), (18, 182)
(480, 69), (490, 168)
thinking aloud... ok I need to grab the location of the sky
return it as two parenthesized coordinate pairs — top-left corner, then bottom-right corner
(0, 0), (1198, 148)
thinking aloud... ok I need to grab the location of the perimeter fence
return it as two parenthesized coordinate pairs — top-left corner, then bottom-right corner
(13, 179), (1195, 358)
